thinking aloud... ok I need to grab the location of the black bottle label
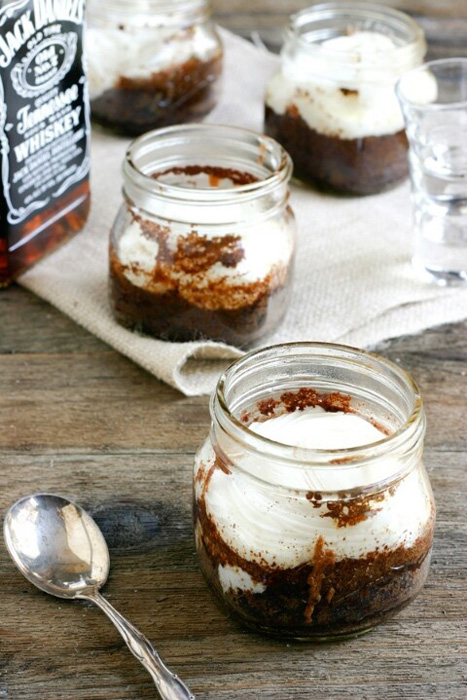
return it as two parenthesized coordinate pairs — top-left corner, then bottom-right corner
(0, 0), (90, 249)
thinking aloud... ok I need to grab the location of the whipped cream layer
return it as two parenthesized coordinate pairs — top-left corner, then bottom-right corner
(250, 407), (383, 450)
(266, 31), (431, 139)
(87, 24), (219, 100)
(195, 406), (432, 592)
(115, 206), (294, 298)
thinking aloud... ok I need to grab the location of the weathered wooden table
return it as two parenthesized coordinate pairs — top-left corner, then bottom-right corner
(1, 3), (466, 699)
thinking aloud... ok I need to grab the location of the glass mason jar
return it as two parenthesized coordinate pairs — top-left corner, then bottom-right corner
(86, 0), (223, 136)
(194, 343), (435, 640)
(109, 124), (296, 347)
(264, 2), (426, 195)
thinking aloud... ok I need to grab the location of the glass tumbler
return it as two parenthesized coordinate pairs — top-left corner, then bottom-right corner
(396, 58), (467, 285)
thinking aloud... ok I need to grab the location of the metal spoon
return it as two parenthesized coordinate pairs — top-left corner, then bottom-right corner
(3, 493), (194, 700)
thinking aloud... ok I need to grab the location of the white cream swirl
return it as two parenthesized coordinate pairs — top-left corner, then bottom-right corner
(116, 208), (294, 292)
(87, 24), (219, 100)
(250, 406), (383, 451)
(195, 407), (433, 592)
(265, 31), (433, 139)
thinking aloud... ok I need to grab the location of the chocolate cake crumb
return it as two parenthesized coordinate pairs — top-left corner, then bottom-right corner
(306, 492), (323, 508)
(305, 536), (335, 622)
(92, 52), (222, 136)
(153, 165), (259, 187)
(265, 105), (409, 195)
(110, 250), (290, 346)
(280, 387), (353, 413)
(340, 87), (359, 96)
(110, 165), (293, 346)
(321, 493), (384, 528)
(258, 398), (280, 416)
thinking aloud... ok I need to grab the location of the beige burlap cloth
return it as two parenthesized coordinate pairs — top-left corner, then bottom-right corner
(19, 29), (467, 396)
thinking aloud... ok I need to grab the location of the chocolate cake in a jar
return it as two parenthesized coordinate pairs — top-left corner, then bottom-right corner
(87, 0), (223, 136)
(264, 2), (427, 195)
(194, 343), (435, 640)
(109, 125), (296, 347)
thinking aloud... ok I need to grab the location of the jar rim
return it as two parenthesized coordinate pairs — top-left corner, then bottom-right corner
(88, 0), (209, 21)
(123, 124), (293, 206)
(286, 1), (426, 74)
(214, 342), (425, 472)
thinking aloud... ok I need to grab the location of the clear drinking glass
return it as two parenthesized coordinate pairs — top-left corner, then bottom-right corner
(194, 342), (435, 640)
(396, 58), (467, 285)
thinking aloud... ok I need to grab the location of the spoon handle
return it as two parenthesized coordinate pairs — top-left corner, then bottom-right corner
(83, 591), (195, 700)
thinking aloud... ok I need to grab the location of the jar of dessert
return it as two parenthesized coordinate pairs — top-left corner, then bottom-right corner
(109, 124), (296, 346)
(86, 0), (223, 136)
(264, 2), (427, 195)
(194, 342), (435, 640)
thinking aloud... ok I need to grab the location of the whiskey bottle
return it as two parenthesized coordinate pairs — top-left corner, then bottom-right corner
(0, 0), (91, 286)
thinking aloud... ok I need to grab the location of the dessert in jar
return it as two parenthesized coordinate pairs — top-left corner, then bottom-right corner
(86, 0), (223, 136)
(0, 0), (90, 287)
(109, 125), (296, 346)
(194, 343), (435, 640)
(264, 2), (427, 195)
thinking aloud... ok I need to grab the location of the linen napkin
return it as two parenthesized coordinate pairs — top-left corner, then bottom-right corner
(19, 29), (467, 396)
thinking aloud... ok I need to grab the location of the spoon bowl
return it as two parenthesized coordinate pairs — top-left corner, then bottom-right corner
(4, 494), (109, 599)
(4, 493), (194, 700)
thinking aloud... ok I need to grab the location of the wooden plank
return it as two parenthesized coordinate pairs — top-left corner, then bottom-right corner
(211, 0), (467, 20)
(0, 284), (466, 699)
(0, 448), (465, 699)
(212, 0), (467, 58)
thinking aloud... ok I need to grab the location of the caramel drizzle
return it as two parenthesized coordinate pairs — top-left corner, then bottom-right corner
(305, 536), (335, 623)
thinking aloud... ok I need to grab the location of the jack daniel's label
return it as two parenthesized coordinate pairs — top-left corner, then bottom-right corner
(0, 0), (90, 233)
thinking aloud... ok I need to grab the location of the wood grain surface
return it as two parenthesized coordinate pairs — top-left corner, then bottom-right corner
(213, 0), (467, 57)
(1, 4), (467, 700)
(1, 286), (466, 700)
